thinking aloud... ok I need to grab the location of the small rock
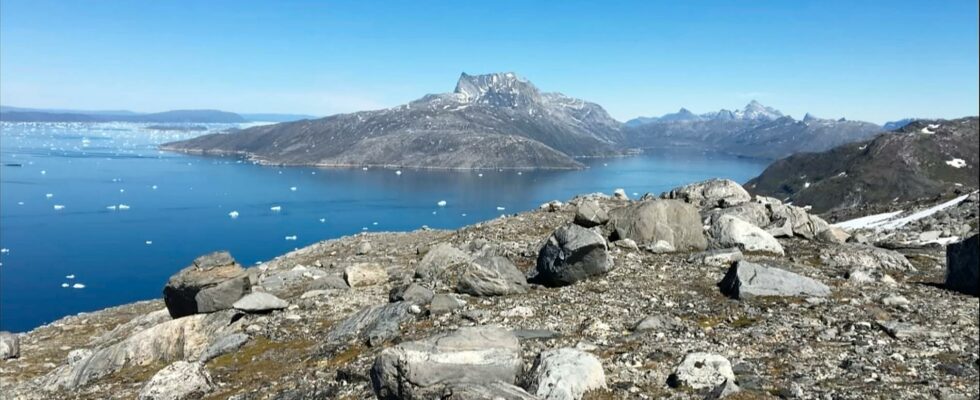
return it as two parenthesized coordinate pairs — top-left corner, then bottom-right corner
(644, 240), (676, 254)
(613, 188), (629, 200)
(458, 256), (528, 296)
(881, 295), (910, 306)
(389, 283), (435, 304)
(430, 294), (464, 316)
(344, 263), (388, 287)
(356, 241), (373, 255)
(66, 348), (92, 365)
(0, 331), (19, 360)
(233, 292), (289, 312)
(574, 199), (609, 228)
(308, 275), (350, 291)
(667, 352), (736, 390)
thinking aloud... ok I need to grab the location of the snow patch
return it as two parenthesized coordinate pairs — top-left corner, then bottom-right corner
(945, 158), (967, 168)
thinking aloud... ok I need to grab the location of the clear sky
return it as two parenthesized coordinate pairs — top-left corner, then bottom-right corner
(1, 1), (977, 123)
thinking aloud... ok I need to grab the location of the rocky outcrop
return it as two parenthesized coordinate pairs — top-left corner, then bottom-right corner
(457, 256), (529, 296)
(389, 283), (434, 305)
(162, 251), (250, 318)
(370, 326), (523, 400)
(718, 261), (830, 299)
(573, 199), (609, 228)
(232, 292), (288, 312)
(138, 361), (213, 400)
(525, 348), (606, 400)
(0, 331), (19, 359)
(415, 243), (473, 283)
(945, 234), (979, 296)
(661, 178), (751, 208)
(327, 302), (414, 346)
(344, 263), (388, 287)
(530, 224), (613, 287)
(607, 200), (707, 252)
(667, 352), (735, 390)
(709, 215), (784, 255)
(820, 244), (915, 272)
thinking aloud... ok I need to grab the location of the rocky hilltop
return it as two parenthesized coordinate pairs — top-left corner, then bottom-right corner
(2, 179), (977, 400)
(623, 103), (884, 160)
(747, 117), (980, 214)
(162, 73), (624, 170)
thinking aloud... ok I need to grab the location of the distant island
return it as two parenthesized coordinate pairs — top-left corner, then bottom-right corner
(0, 106), (317, 124)
(144, 125), (209, 132)
(162, 72), (892, 170)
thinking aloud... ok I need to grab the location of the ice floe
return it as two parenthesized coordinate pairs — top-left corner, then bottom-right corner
(270, 205), (282, 212)
(437, 200), (447, 207)
(228, 210), (240, 218)
(945, 158), (967, 168)
(72, 283), (85, 289)
(53, 204), (65, 210)
(284, 235), (297, 241)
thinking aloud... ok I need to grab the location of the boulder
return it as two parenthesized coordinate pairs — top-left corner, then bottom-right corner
(415, 243), (473, 282)
(199, 333), (250, 362)
(766, 203), (830, 239)
(233, 292), (288, 312)
(530, 224), (614, 287)
(370, 326), (522, 400)
(573, 200), (609, 228)
(356, 241), (373, 255)
(444, 382), (540, 400)
(138, 361), (213, 400)
(344, 263), (388, 287)
(945, 234), (979, 296)
(818, 226), (851, 244)
(430, 294), (465, 316)
(458, 256), (529, 296)
(526, 348), (606, 400)
(661, 179), (751, 209)
(607, 200), (707, 252)
(0, 331), (20, 359)
(709, 215), (784, 256)
(389, 283), (435, 304)
(667, 352), (735, 390)
(819, 244), (915, 272)
(307, 275), (350, 291)
(705, 202), (771, 229)
(327, 302), (414, 346)
(688, 248), (744, 267)
(163, 251), (251, 318)
(718, 261), (831, 299)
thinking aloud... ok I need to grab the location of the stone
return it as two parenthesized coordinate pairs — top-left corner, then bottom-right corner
(162, 251), (251, 318)
(706, 379), (741, 400)
(818, 226), (851, 244)
(199, 333), (250, 362)
(370, 326), (522, 400)
(820, 244), (915, 272)
(415, 243), (473, 282)
(667, 352), (736, 390)
(530, 224), (614, 287)
(765, 203), (831, 239)
(444, 382), (540, 400)
(632, 316), (677, 332)
(328, 302), (414, 346)
(945, 234), (978, 296)
(877, 320), (945, 340)
(710, 215), (784, 255)
(661, 178), (752, 208)
(344, 263), (388, 287)
(458, 256), (529, 296)
(356, 241), (373, 255)
(613, 238), (639, 251)
(705, 202), (771, 229)
(643, 240), (675, 254)
(526, 348), (606, 400)
(881, 295), (910, 307)
(918, 230), (942, 242)
(607, 200), (707, 252)
(389, 283), (435, 304)
(430, 294), (465, 315)
(613, 188), (629, 200)
(233, 292), (288, 312)
(573, 199), (609, 228)
(689, 248), (744, 267)
(138, 361), (213, 400)
(0, 331), (20, 359)
(718, 261), (831, 299)
(307, 275), (350, 291)
(66, 349), (92, 365)
(539, 200), (564, 212)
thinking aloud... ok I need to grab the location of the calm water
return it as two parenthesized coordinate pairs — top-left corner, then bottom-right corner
(0, 122), (769, 332)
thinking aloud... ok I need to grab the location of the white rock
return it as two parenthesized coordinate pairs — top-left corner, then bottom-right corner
(526, 348), (606, 400)
(138, 361), (213, 400)
(344, 263), (388, 287)
(668, 352), (735, 390)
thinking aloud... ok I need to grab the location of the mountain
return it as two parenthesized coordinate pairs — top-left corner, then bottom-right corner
(240, 113), (318, 122)
(0, 107), (246, 123)
(162, 72), (624, 170)
(622, 102), (883, 160)
(746, 117), (979, 213)
(883, 118), (916, 131)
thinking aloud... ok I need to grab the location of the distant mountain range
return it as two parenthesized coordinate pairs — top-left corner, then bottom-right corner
(0, 106), (317, 123)
(747, 117), (979, 213)
(163, 72), (623, 169)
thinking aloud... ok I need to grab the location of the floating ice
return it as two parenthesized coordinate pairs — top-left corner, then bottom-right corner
(151, 185), (158, 190)
(395, 170), (402, 175)
(290, 186), (298, 191)
(66, 274), (75, 279)
(946, 158), (967, 168)
(41, 170), (46, 175)
(437, 200), (447, 207)
(45, 193), (54, 199)
(119, 189), (125, 193)
(319, 218), (326, 223)
(228, 210), (240, 218)
(517, 171), (522, 175)
(53, 204), (65, 210)
(270, 205), (282, 212)
(117, 204), (130, 210)
(372, 222), (378, 225)
(106, 205), (117, 210)
(61, 283), (69, 288)
(72, 283), (85, 289)
(284, 235), (297, 240)
(496, 206), (506, 211)
(0, 248), (9, 253)
(17, 201), (24, 205)
(145, 240), (153, 245)
(362, 167), (368, 171)
(478, 173), (483, 177)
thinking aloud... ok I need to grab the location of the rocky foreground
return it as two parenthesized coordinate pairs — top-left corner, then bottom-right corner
(1, 179), (977, 400)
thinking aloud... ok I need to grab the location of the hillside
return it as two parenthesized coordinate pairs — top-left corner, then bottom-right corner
(746, 117), (979, 213)
(162, 72), (624, 170)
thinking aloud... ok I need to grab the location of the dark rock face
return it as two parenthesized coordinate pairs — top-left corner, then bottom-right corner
(747, 117), (979, 213)
(945, 234), (979, 296)
(162, 251), (251, 319)
(531, 224), (613, 287)
(607, 200), (708, 252)
(162, 72), (623, 170)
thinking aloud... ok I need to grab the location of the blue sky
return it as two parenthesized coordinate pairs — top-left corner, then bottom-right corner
(1, 1), (977, 123)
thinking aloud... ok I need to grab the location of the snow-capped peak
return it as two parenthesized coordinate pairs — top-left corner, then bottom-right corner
(453, 72), (542, 107)
(735, 100), (784, 121)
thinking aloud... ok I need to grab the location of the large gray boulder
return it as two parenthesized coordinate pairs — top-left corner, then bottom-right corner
(718, 261), (831, 299)
(661, 179), (751, 209)
(573, 199), (609, 228)
(327, 302), (414, 346)
(232, 292), (288, 313)
(0, 331), (19, 360)
(458, 256), (529, 296)
(945, 234), (979, 296)
(163, 251), (250, 318)
(607, 200), (707, 252)
(199, 333), (250, 363)
(704, 202), (771, 229)
(138, 361), (213, 400)
(709, 215), (784, 256)
(526, 348), (606, 400)
(766, 203), (830, 239)
(444, 382), (540, 400)
(370, 326), (523, 400)
(415, 243), (473, 282)
(820, 244), (915, 272)
(389, 283), (435, 304)
(667, 352), (735, 390)
(344, 263), (388, 287)
(530, 224), (613, 287)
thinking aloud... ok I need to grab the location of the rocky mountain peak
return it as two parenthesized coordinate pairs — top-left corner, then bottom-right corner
(453, 72), (542, 107)
(737, 100), (784, 120)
